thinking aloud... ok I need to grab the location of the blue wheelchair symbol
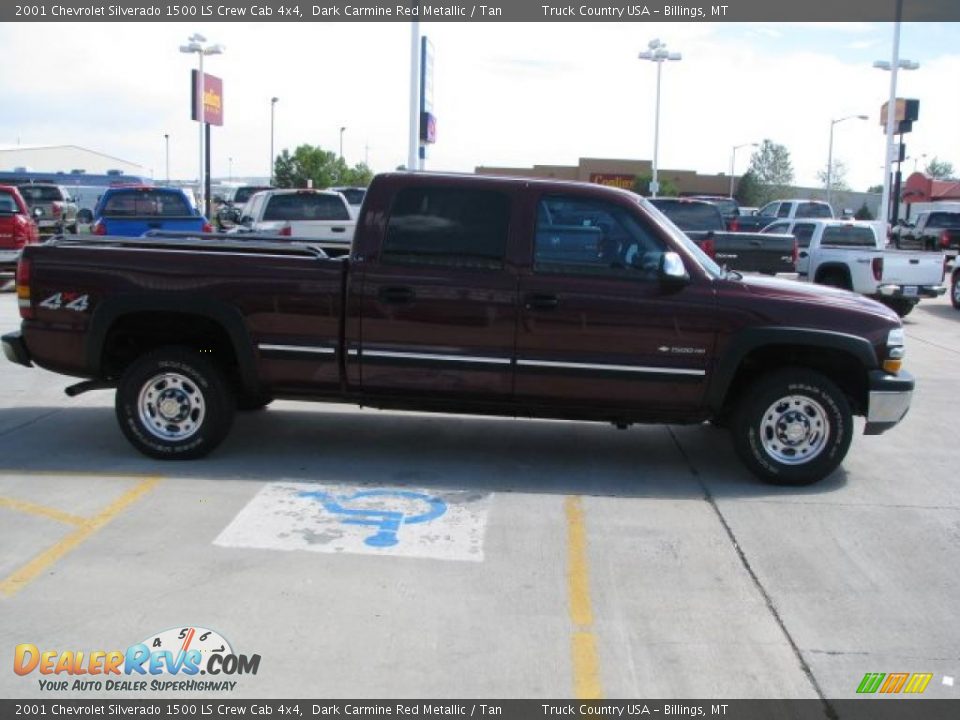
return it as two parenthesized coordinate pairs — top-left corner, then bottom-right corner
(297, 489), (448, 548)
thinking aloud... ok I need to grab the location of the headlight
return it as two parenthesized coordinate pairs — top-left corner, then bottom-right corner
(884, 328), (905, 373)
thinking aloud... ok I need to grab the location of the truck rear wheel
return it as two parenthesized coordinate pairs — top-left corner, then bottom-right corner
(732, 368), (852, 486)
(952, 271), (960, 310)
(115, 347), (235, 459)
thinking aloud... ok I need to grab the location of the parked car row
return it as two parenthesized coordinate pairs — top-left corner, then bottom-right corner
(0, 185), (41, 272)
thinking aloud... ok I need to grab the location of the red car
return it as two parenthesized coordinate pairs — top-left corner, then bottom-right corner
(0, 185), (40, 272)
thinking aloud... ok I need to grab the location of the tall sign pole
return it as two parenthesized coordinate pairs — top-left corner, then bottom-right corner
(408, 19), (421, 172)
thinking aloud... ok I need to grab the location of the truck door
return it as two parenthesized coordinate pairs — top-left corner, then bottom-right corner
(514, 193), (716, 413)
(355, 185), (519, 402)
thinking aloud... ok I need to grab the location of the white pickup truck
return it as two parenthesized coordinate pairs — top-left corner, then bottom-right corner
(761, 219), (946, 317)
(236, 189), (355, 244)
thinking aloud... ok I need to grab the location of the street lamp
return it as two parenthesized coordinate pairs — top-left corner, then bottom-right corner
(179, 33), (224, 216)
(270, 97), (279, 185)
(873, 0), (919, 225)
(638, 39), (681, 198)
(826, 115), (868, 208)
(163, 133), (169, 184)
(729, 143), (757, 198)
(340, 126), (347, 161)
(228, 157), (233, 182)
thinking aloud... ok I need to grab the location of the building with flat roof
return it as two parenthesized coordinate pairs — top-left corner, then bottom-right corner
(0, 144), (146, 177)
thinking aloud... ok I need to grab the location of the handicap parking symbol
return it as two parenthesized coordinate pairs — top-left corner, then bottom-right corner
(214, 481), (490, 561)
(296, 489), (447, 548)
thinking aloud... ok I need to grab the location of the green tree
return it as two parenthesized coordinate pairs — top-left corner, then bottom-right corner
(817, 160), (850, 193)
(734, 170), (763, 206)
(747, 139), (794, 205)
(866, 184), (884, 194)
(925, 156), (955, 179)
(273, 144), (374, 189)
(632, 173), (678, 197)
(854, 202), (874, 220)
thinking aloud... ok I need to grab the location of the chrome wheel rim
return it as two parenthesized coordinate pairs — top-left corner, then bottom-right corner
(137, 372), (205, 441)
(759, 395), (829, 465)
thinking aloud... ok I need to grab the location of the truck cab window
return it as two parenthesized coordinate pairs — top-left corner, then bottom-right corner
(383, 187), (510, 270)
(534, 195), (665, 278)
(793, 223), (815, 248)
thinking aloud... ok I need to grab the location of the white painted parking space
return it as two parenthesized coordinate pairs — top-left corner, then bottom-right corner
(214, 482), (491, 561)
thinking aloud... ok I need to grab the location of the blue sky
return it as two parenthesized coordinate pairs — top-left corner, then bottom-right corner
(0, 21), (956, 191)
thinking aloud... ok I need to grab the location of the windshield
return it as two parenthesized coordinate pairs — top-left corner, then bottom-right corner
(18, 185), (63, 203)
(263, 193), (350, 221)
(637, 197), (724, 279)
(102, 190), (192, 217)
(927, 213), (960, 229)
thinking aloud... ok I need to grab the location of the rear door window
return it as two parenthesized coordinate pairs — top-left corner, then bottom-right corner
(383, 187), (511, 270)
(927, 213), (960, 229)
(263, 193), (350, 221)
(796, 202), (832, 218)
(102, 190), (191, 217)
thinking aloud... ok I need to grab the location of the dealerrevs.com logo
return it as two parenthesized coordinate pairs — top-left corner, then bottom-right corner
(14, 626), (261, 692)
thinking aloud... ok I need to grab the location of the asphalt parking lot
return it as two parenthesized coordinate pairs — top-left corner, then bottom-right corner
(0, 288), (958, 701)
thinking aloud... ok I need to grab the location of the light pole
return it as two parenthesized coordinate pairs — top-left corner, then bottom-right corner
(164, 133), (169, 184)
(179, 34), (224, 215)
(638, 39), (681, 198)
(270, 97), (278, 185)
(729, 143), (757, 198)
(873, 0), (919, 226)
(339, 126), (347, 161)
(228, 157), (233, 182)
(826, 115), (868, 208)
(408, 21), (421, 171)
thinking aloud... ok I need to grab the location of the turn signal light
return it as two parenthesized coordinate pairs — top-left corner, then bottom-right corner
(16, 257), (32, 320)
(882, 358), (902, 374)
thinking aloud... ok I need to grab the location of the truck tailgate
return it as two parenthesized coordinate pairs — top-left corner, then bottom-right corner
(102, 216), (206, 236)
(695, 231), (796, 274)
(882, 251), (945, 287)
(287, 220), (355, 243)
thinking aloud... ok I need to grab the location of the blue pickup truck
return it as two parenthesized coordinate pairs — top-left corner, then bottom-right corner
(91, 186), (211, 236)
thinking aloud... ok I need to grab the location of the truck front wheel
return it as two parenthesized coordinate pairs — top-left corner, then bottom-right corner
(951, 271), (960, 310)
(115, 347), (235, 459)
(732, 368), (853, 485)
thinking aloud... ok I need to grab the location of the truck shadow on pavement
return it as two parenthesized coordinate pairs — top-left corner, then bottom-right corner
(0, 403), (849, 500)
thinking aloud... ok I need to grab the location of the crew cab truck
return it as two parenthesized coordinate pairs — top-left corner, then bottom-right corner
(17, 183), (79, 235)
(91, 186), (213, 237)
(236, 188), (355, 243)
(761, 219), (946, 317)
(2, 173), (914, 486)
(891, 208), (960, 255)
(648, 197), (796, 274)
(735, 199), (834, 233)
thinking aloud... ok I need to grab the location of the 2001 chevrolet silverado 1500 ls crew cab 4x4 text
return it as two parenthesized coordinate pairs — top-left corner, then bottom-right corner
(2, 173), (914, 485)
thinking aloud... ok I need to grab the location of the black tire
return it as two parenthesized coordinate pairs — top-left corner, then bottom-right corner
(237, 393), (273, 411)
(882, 298), (915, 318)
(67, 223), (78, 234)
(951, 271), (960, 310)
(731, 368), (853, 486)
(817, 271), (850, 290)
(115, 347), (235, 460)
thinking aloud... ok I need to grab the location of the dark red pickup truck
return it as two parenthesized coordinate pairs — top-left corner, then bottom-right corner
(2, 173), (914, 485)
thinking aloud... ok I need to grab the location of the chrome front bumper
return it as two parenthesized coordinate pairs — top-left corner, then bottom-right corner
(864, 370), (914, 435)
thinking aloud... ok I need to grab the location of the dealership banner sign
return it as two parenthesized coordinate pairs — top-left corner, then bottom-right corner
(190, 70), (224, 126)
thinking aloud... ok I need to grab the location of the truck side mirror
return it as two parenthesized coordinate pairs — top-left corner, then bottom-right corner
(240, 215), (253, 227)
(659, 251), (690, 286)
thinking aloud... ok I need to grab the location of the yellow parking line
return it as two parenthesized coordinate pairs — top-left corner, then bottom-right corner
(0, 496), (86, 526)
(565, 495), (603, 699)
(0, 476), (161, 599)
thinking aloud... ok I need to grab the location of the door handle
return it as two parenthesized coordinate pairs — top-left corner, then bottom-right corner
(750, 239), (762, 246)
(525, 293), (559, 310)
(378, 286), (415, 304)
(331, 226), (346, 233)
(798, 251), (808, 258)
